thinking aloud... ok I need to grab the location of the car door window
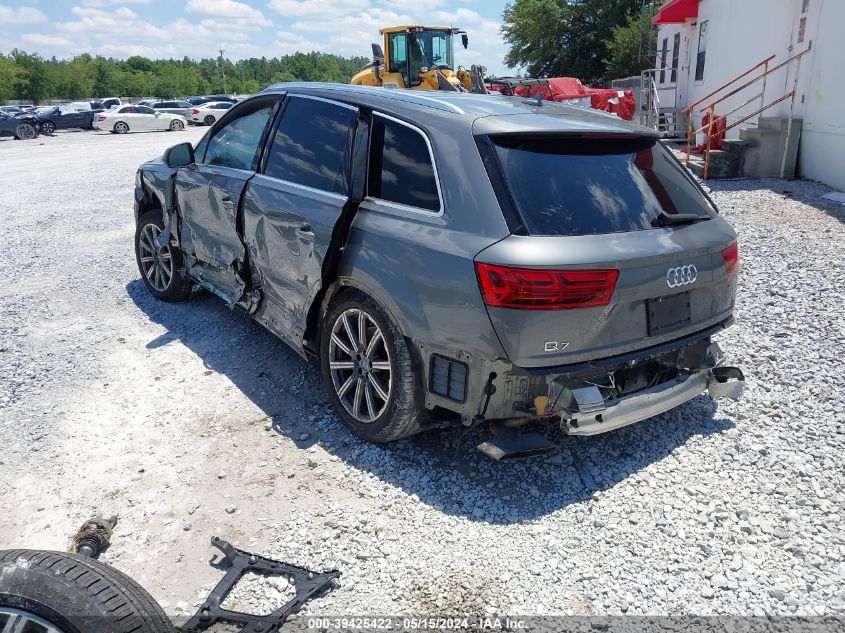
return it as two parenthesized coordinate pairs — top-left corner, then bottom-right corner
(203, 104), (274, 171)
(120, 106), (139, 114)
(263, 96), (356, 195)
(137, 106), (156, 115)
(368, 114), (440, 212)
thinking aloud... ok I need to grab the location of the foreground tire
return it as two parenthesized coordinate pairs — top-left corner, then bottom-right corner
(40, 121), (56, 134)
(135, 210), (192, 302)
(169, 119), (184, 131)
(14, 123), (36, 140)
(114, 121), (129, 134)
(0, 549), (175, 633)
(320, 290), (421, 442)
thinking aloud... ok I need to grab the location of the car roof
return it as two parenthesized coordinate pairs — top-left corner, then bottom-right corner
(259, 82), (657, 136)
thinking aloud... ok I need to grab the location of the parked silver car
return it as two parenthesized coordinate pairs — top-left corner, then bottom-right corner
(150, 100), (192, 119)
(133, 83), (744, 458)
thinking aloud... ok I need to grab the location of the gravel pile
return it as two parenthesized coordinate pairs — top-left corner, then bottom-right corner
(0, 132), (843, 619)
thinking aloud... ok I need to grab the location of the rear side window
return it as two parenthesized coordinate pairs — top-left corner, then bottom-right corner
(368, 115), (440, 212)
(203, 104), (274, 171)
(264, 96), (356, 194)
(490, 135), (716, 236)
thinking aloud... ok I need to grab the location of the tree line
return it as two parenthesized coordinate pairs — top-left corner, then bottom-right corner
(501, 0), (659, 85)
(0, 50), (369, 104)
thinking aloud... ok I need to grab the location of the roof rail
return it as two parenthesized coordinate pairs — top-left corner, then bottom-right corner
(262, 82), (466, 115)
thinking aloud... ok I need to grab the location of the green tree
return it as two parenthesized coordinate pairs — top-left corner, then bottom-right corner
(502, 0), (644, 84)
(9, 50), (50, 103)
(0, 54), (21, 103)
(604, 1), (659, 79)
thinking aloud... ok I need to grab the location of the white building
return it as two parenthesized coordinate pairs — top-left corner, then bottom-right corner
(652, 0), (844, 189)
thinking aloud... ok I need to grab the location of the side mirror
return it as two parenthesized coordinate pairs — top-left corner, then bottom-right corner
(163, 142), (195, 168)
(462, 33), (469, 49)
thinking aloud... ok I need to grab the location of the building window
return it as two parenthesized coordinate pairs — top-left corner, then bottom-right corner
(659, 37), (668, 83)
(671, 32), (680, 83)
(695, 20), (708, 82)
(797, 16), (807, 42)
(802, 0), (809, 13)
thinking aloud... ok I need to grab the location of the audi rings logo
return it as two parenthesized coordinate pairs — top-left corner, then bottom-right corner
(666, 265), (698, 288)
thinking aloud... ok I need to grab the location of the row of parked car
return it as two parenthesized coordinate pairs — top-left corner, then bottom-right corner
(0, 95), (239, 140)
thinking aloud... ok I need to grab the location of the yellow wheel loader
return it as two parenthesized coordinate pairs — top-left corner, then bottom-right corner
(350, 25), (488, 94)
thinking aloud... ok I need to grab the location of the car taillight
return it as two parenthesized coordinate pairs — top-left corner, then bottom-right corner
(475, 263), (619, 310)
(722, 242), (739, 276)
(97, 115), (105, 122)
(192, 109), (200, 114)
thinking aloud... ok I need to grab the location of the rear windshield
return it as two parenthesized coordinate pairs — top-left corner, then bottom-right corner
(490, 135), (716, 236)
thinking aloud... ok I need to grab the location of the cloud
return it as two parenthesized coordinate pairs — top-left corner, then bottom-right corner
(186, 0), (269, 22)
(0, 4), (47, 23)
(80, 0), (150, 6)
(268, 0), (369, 18)
(21, 33), (77, 48)
(273, 30), (316, 54)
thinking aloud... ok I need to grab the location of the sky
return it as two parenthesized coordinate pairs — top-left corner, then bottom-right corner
(0, 0), (513, 76)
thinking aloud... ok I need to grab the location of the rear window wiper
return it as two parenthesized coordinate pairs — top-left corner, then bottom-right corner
(651, 211), (708, 228)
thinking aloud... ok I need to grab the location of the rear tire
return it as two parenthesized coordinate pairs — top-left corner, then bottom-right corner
(0, 549), (175, 633)
(135, 210), (192, 302)
(203, 115), (215, 126)
(320, 290), (421, 442)
(114, 121), (129, 134)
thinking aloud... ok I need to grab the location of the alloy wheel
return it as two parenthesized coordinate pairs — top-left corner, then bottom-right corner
(328, 308), (392, 423)
(41, 121), (55, 134)
(170, 119), (184, 131)
(16, 124), (36, 140)
(138, 223), (173, 292)
(204, 115), (215, 126)
(0, 607), (67, 633)
(115, 122), (128, 134)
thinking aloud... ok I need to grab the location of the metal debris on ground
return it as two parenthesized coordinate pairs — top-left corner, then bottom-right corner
(182, 537), (339, 633)
(69, 515), (118, 558)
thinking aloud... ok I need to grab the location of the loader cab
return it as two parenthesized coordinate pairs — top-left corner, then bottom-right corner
(383, 26), (462, 88)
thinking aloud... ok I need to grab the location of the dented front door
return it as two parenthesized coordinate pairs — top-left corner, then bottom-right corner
(175, 98), (278, 305)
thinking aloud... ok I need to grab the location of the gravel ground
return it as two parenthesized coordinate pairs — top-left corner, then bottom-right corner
(1, 129), (844, 620)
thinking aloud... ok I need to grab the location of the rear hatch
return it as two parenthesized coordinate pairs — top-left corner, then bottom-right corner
(474, 132), (739, 368)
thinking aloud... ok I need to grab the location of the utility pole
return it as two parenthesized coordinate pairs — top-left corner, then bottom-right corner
(218, 48), (228, 95)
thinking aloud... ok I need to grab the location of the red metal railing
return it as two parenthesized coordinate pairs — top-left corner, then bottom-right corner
(684, 43), (812, 179)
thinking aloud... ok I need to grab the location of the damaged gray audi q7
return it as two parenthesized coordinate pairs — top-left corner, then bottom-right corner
(133, 83), (744, 459)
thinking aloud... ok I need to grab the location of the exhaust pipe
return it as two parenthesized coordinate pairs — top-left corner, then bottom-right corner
(476, 419), (559, 461)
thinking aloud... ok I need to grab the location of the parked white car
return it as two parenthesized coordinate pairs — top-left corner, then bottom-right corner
(93, 105), (186, 134)
(190, 101), (233, 126)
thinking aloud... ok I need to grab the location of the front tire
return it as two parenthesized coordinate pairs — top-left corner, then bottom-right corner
(169, 119), (184, 131)
(134, 210), (191, 302)
(320, 290), (421, 442)
(0, 549), (175, 633)
(14, 123), (36, 140)
(114, 121), (129, 134)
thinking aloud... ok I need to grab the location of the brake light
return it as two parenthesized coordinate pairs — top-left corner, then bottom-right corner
(475, 263), (619, 310)
(722, 242), (739, 276)
(192, 109), (200, 114)
(97, 115), (105, 122)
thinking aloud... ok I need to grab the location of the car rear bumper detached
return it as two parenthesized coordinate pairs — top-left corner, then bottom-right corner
(461, 337), (745, 459)
(555, 364), (744, 437)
